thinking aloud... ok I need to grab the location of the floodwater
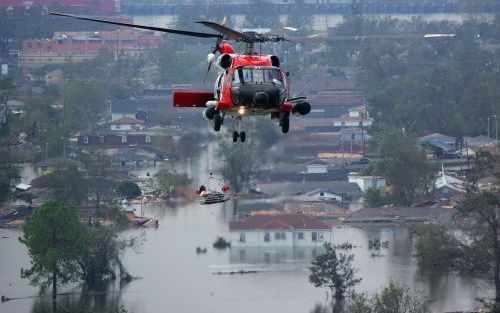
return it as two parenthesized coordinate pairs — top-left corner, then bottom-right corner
(0, 143), (493, 313)
(0, 201), (493, 313)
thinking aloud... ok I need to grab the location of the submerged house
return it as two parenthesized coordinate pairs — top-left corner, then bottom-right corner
(229, 212), (332, 247)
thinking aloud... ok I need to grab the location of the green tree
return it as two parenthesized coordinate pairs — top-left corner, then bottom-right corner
(78, 225), (133, 286)
(349, 293), (373, 313)
(20, 200), (86, 309)
(371, 125), (428, 205)
(349, 282), (430, 313)
(37, 165), (88, 206)
(363, 187), (389, 208)
(309, 243), (361, 302)
(413, 224), (461, 270)
(155, 169), (191, 193)
(218, 119), (280, 193)
(0, 163), (19, 203)
(82, 151), (112, 212)
(371, 281), (430, 313)
(62, 80), (109, 131)
(457, 190), (500, 312)
(219, 139), (261, 193)
(116, 181), (142, 199)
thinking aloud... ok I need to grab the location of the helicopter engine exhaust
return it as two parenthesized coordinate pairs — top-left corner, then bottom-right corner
(292, 101), (311, 116)
(203, 105), (217, 120)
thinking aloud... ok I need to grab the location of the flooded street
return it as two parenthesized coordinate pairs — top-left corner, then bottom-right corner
(0, 200), (492, 313)
(0, 145), (493, 313)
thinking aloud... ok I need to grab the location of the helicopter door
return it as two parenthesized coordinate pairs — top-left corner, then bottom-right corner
(215, 73), (223, 100)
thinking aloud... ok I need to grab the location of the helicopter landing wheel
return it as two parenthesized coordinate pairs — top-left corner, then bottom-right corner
(232, 131), (246, 142)
(281, 114), (289, 134)
(214, 113), (223, 132)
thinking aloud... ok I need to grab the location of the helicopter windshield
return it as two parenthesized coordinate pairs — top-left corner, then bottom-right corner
(233, 67), (283, 86)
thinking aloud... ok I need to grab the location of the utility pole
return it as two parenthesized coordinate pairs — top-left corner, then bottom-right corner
(495, 114), (498, 148)
(488, 117), (491, 138)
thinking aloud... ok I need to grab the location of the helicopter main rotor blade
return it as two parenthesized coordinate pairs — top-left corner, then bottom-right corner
(290, 33), (455, 42)
(50, 12), (223, 39)
(203, 61), (213, 83)
(197, 21), (253, 42)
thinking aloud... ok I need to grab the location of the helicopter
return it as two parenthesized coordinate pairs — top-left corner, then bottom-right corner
(50, 12), (312, 142)
(50, 12), (455, 142)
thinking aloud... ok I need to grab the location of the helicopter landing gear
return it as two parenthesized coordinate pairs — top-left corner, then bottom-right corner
(214, 112), (224, 131)
(232, 118), (246, 142)
(232, 131), (246, 142)
(279, 112), (290, 134)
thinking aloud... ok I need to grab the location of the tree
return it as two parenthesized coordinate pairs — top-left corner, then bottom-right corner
(219, 139), (262, 193)
(0, 158), (19, 204)
(363, 187), (389, 208)
(370, 125), (428, 205)
(82, 151), (112, 212)
(77, 225), (133, 286)
(457, 190), (500, 312)
(348, 281), (430, 313)
(372, 281), (430, 313)
(309, 243), (361, 302)
(155, 169), (191, 193)
(413, 224), (461, 270)
(37, 165), (88, 206)
(218, 119), (279, 193)
(61, 80), (109, 131)
(20, 200), (86, 310)
(116, 181), (142, 199)
(0, 77), (19, 203)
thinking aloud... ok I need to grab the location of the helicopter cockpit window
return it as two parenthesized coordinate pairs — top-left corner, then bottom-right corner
(242, 68), (253, 83)
(235, 67), (283, 86)
(232, 71), (240, 85)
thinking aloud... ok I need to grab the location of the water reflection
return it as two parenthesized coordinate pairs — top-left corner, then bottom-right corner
(31, 284), (128, 313)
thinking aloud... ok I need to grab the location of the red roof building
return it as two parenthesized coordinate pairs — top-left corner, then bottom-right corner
(229, 212), (331, 247)
(230, 212), (330, 231)
(110, 117), (144, 131)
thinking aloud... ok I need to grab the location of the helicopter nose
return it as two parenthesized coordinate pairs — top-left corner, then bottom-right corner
(253, 92), (269, 107)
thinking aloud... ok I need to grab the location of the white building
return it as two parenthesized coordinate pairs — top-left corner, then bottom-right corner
(333, 106), (373, 128)
(306, 159), (329, 174)
(291, 188), (343, 202)
(229, 212), (332, 247)
(110, 117), (144, 131)
(348, 172), (386, 192)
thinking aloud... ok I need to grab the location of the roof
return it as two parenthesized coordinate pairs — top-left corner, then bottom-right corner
(107, 147), (157, 162)
(306, 159), (329, 166)
(418, 133), (456, 151)
(333, 114), (372, 122)
(229, 212), (330, 231)
(340, 127), (363, 134)
(346, 206), (452, 222)
(110, 117), (145, 125)
(419, 133), (455, 142)
(34, 157), (81, 168)
(464, 135), (497, 148)
(258, 181), (363, 198)
(15, 183), (31, 191)
(478, 176), (498, 185)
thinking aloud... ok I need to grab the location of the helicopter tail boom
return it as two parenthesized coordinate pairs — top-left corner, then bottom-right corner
(173, 91), (214, 108)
